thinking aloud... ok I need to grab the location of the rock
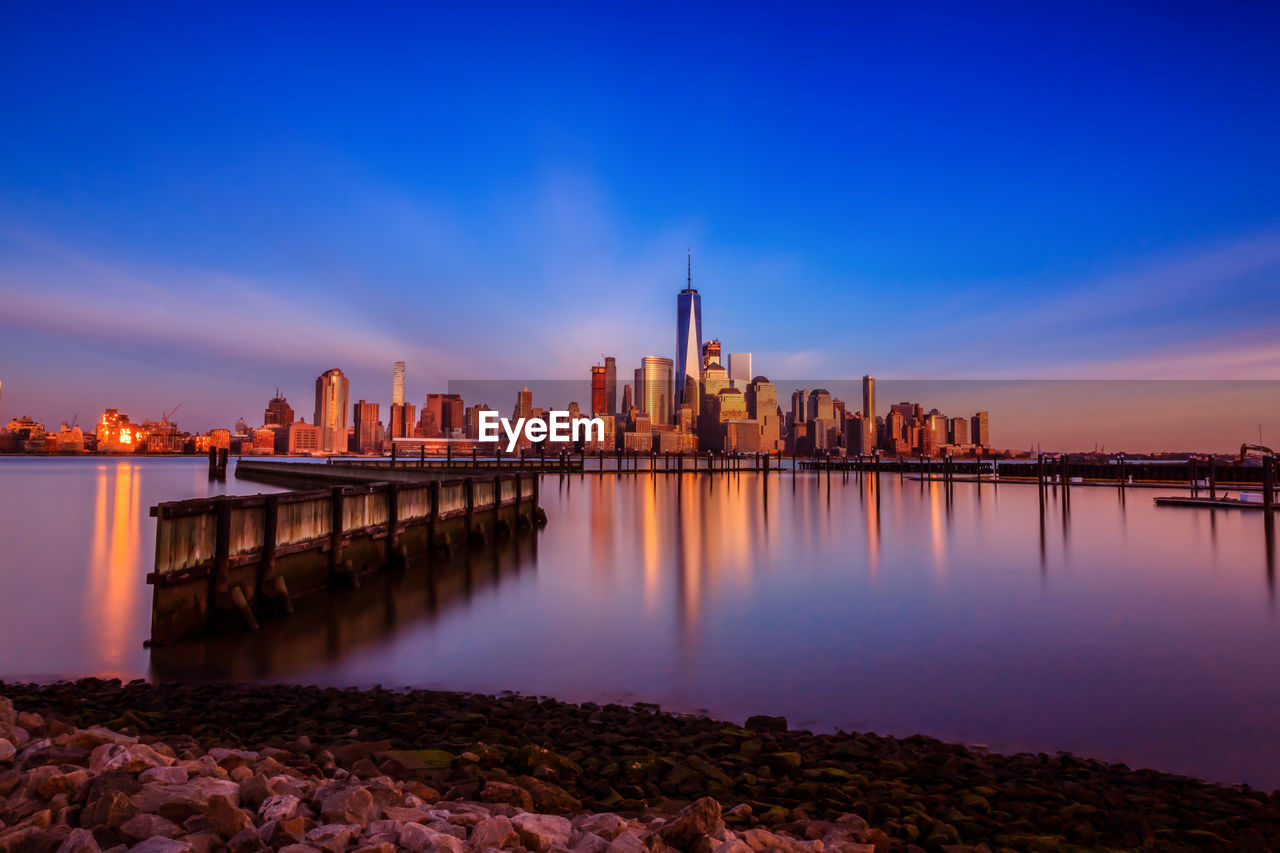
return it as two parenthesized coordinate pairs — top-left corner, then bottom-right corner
(118, 813), (182, 844)
(127, 840), (196, 853)
(469, 816), (517, 850)
(257, 794), (302, 819)
(659, 798), (724, 850)
(0, 696), (15, 725)
(139, 768), (188, 786)
(226, 828), (266, 853)
(0, 740), (14, 764)
(480, 781), (534, 811)
(740, 829), (823, 853)
(55, 829), (101, 853)
(743, 716), (787, 733)
(314, 782), (375, 828)
(131, 779), (240, 822)
(82, 790), (139, 829)
(570, 832), (609, 853)
(305, 824), (359, 853)
(573, 814), (628, 842)
(710, 841), (752, 853)
(511, 814), (572, 853)
(398, 823), (447, 853)
(202, 794), (254, 838)
(259, 817), (307, 847)
(604, 829), (646, 853)
(182, 833), (221, 853)
(517, 777), (582, 813)
(90, 744), (172, 775)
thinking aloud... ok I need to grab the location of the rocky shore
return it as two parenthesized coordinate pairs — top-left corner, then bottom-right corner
(3, 682), (1279, 852)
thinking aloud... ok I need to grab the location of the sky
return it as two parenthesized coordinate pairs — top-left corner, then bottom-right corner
(2, 2), (1279, 447)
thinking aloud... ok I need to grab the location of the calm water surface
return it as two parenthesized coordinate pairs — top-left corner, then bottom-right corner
(2, 457), (1279, 789)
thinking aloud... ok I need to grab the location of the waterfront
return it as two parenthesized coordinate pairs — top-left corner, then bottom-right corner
(2, 457), (1280, 789)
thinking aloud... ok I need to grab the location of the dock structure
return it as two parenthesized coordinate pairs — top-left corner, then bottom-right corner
(345, 450), (785, 475)
(799, 453), (1280, 494)
(147, 461), (543, 645)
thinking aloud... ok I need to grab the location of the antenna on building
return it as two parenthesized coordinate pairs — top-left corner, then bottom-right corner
(687, 248), (692, 288)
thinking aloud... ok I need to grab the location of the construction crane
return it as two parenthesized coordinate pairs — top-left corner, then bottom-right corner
(1240, 443), (1275, 462)
(161, 403), (183, 426)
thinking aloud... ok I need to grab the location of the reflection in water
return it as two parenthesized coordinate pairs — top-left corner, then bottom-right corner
(87, 464), (142, 675)
(151, 533), (536, 681)
(7, 459), (1280, 789)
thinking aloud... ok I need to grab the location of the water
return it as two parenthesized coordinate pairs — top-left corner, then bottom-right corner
(2, 457), (1279, 789)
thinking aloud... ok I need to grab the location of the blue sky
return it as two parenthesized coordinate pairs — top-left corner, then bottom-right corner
(2, 2), (1279, 432)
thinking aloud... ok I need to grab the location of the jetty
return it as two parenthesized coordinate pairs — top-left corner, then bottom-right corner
(147, 460), (544, 645)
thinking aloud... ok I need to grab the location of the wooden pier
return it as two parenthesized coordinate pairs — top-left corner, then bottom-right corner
(147, 461), (543, 645)
(346, 450), (785, 475)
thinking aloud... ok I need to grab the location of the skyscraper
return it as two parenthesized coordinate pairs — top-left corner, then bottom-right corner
(727, 353), (752, 388)
(862, 375), (876, 454)
(971, 411), (990, 446)
(604, 356), (617, 414)
(314, 368), (349, 453)
(637, 356), (674, 426)
(264, 391), (294, 428)
(591, 365), (607, 414)
(392, 361), (405, 406)
(352, 400), (380, 454)
(676, 252), (703, 408)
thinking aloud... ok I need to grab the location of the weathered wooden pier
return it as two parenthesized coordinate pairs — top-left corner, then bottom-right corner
(147, 461), (544, 645)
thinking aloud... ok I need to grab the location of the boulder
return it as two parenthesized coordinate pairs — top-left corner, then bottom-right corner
(118, 814), (182, 844)
(55, 829), (101, 853)
(305, 824), (359, 853)
(573, 814), (628, 842)
(202, 794), (254, 838)
(469, 816), (517, 851)
(658, 798), (724, 850)
(511, 814), (572, 853)
(314, 782), (375, 828)
(131, 779), (240, 822)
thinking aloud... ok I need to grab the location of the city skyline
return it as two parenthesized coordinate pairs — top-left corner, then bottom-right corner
(4, 5), (1280, 434)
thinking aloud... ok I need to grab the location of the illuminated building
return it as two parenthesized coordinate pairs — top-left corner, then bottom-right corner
(676, 254), (703, 408)
(591, 365), (607, 414)
(392, 361), (405, 406)
(209, 429), (231, 450)
(314, 368), (349, 453)
(621, 383), (632, 414)
(352, 400), (380, 454)
(96, 409), (140, 454)
(808, 389), (834, 423)
(390, 402), (415, 439)
(250, 428), (276, 454)
(465, 404), (494, 439)
(862, 375), (876, 452)
(264, 392), (293, 428)
(723, 419), (762, 453)
(746, 376), (782, 451)
(727, 353), (752, 388)
(949, 417), (969, 446)
(637, 356), (674, 426)
(971, 411), (990, 446)
(286, 421), (320, 454)
(604, 356), (617, 414)
(790, 390), (808, 426)
(701, 338), (721, 370)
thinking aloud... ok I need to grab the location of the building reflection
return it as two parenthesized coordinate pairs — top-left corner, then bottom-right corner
(87, 463), (142, 674)
(148, 531), (537, 681)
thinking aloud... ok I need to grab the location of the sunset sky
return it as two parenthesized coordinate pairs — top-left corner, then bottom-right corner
(2, 3), (1279, 447)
